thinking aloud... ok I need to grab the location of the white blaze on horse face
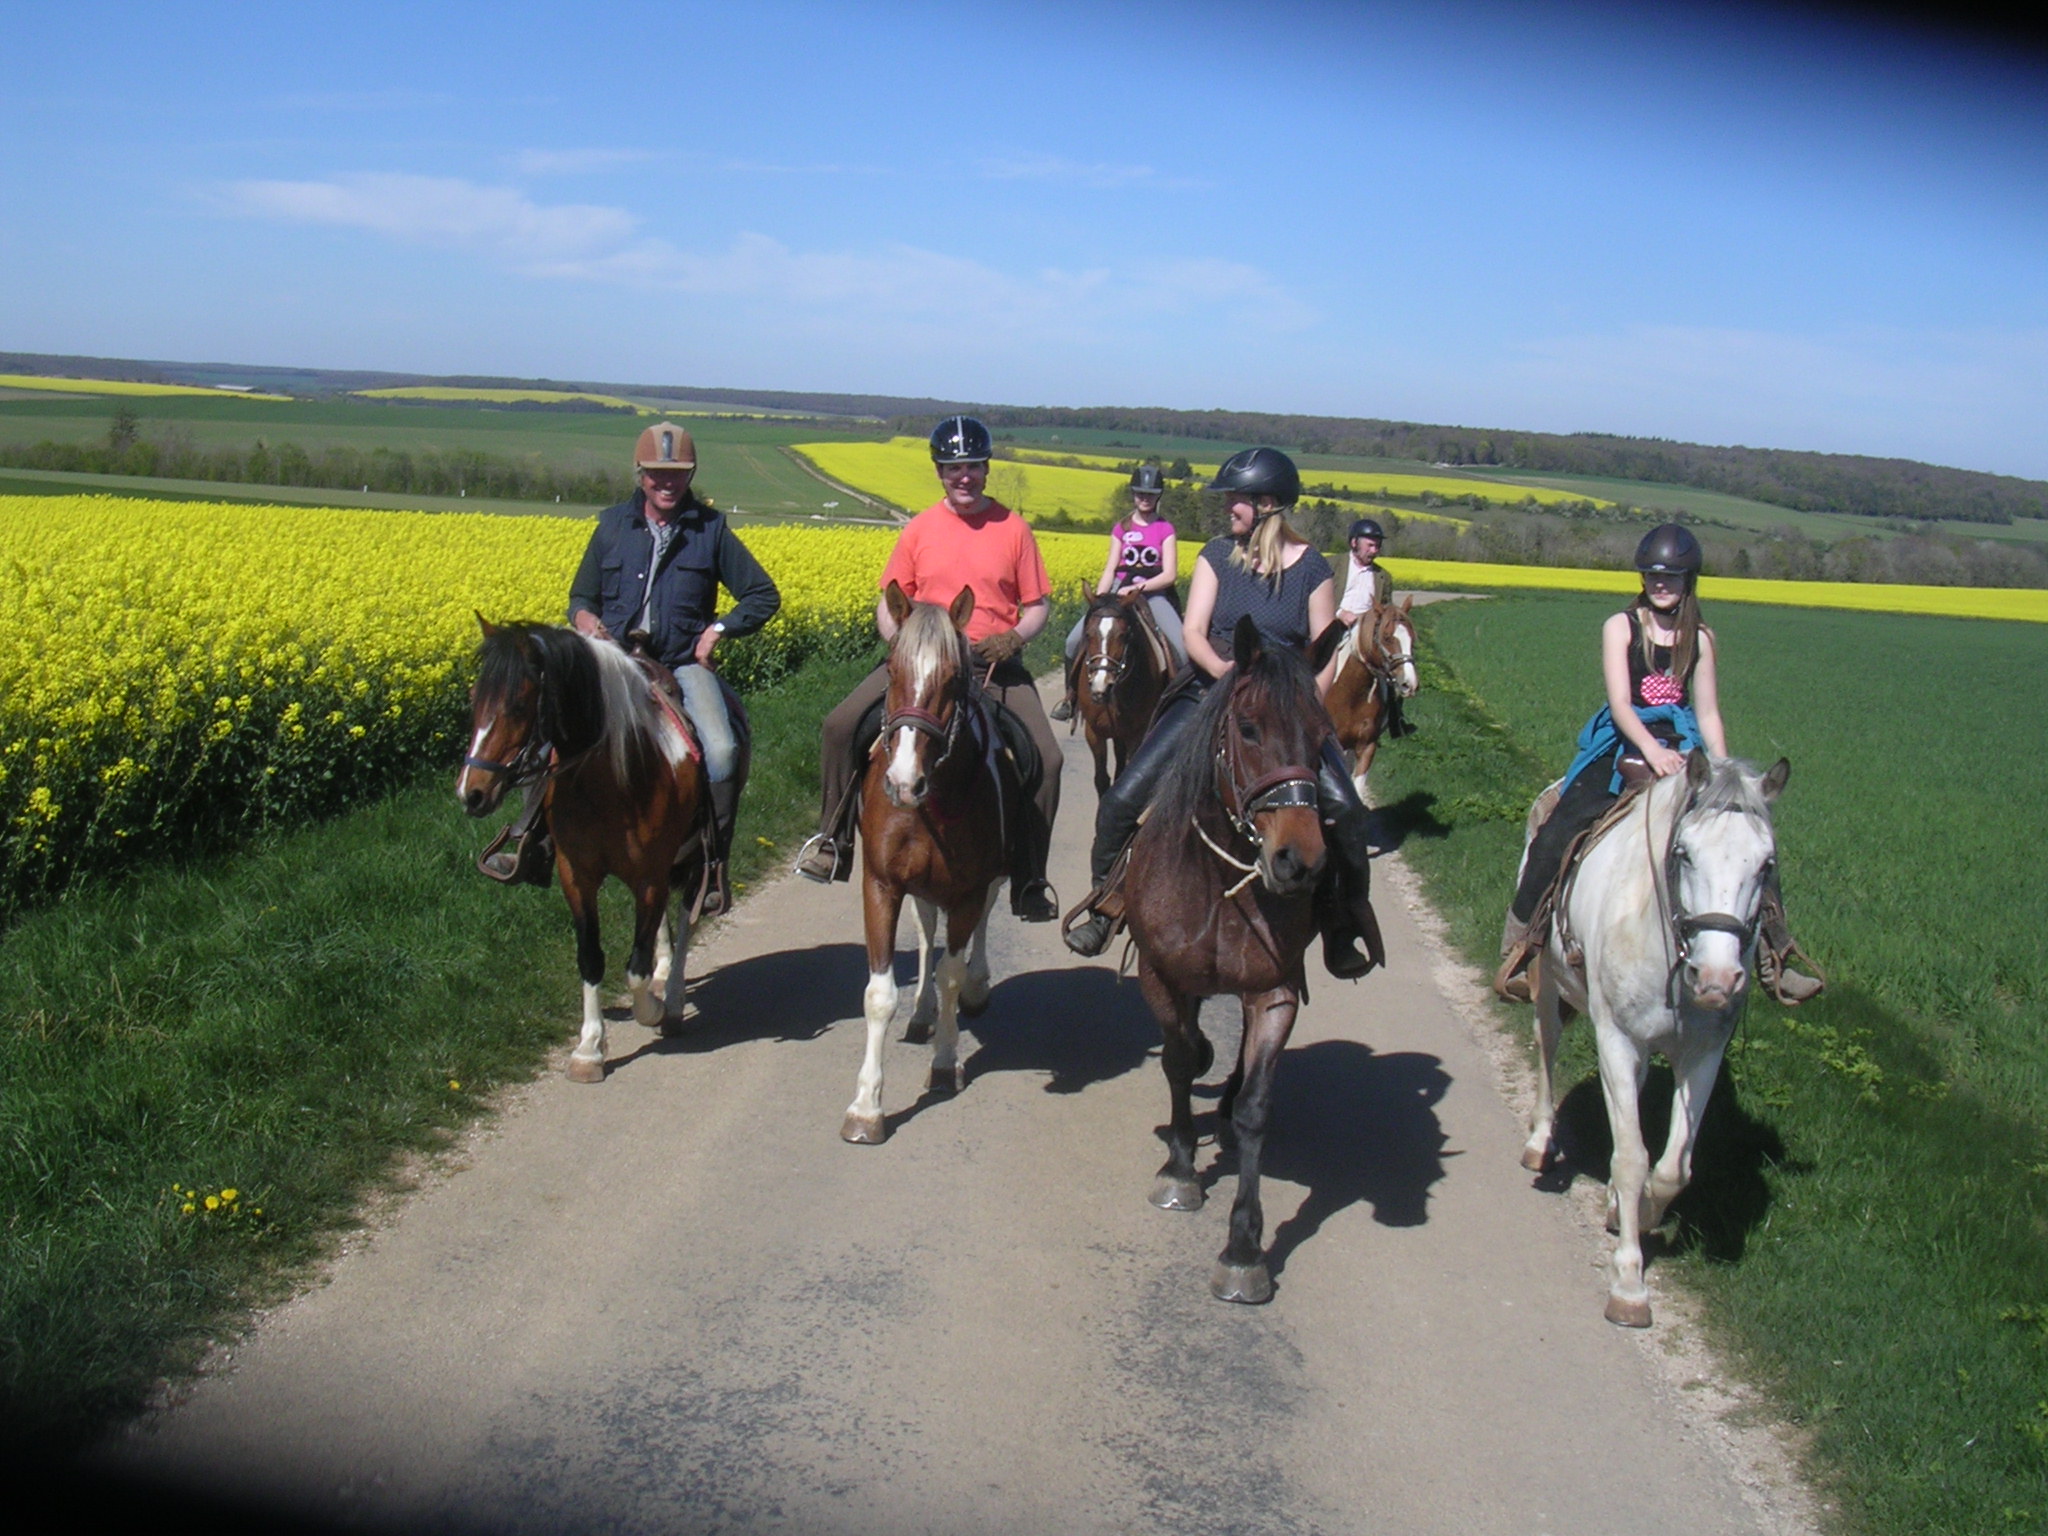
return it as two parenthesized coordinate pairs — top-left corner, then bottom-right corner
(1087, 614), (1120, 699)
(885, 648), (941, 801)
(455, 721), (493, 801)
(1395, 618), (1419, 697)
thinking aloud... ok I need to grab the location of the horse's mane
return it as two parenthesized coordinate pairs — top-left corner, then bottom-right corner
(892, 601), (967, 692)
(1150, 643), (1325, 833)
(474, 624), (666, 791)
(1685, 756), (1774, 827)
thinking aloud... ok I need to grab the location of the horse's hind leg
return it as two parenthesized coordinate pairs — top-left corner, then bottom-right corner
(842, 877), (903, 1145)
(625, 878), (671, 1030)
(1140, 963), (1205, 1212)
(563, 871), (608, 1083)
(658, 907), (693, 1027)
(904, 897), (939, 1044)
(1214, 987), (1296, 1304)
(1523, 970), (1567, 1171)
(927, 894), (987, 1096)
(958, 889), (996, 1017)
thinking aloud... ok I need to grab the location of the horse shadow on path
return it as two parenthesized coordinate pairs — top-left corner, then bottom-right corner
(602, 941), (873, 1073)
(1191, 1038), (1455, 1278)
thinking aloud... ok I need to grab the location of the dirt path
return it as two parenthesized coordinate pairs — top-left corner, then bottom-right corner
(105, 675), (1815, 1536)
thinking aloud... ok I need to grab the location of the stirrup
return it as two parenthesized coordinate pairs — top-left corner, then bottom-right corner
(1063, 908), (1115, 958)
(698, 860), (733, 918)
(1493, 943), (1537, 1004)
(1050, 696), (1074, 722)
(1012, 878), (1059, 923)
(796, 832), (850, 884)
(477, 826), (552, 887)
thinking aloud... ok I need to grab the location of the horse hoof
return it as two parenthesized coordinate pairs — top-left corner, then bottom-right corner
(1605, 1293), (1653, 1328)
(1520, 1143), (1550, 1173)
(1150, 1176), (1204, 1212)
(958, 988), (991, 1019)
(565, 1055), (606, 1084)
(1210, 1261), (1274, 1305)
(901, 1016), (934, 1045)
(840, 1112), (887, 1145)
(926, 1063), (964, 1096)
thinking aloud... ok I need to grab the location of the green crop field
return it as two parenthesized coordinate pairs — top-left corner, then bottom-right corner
(1371, 592), (2048, 1534)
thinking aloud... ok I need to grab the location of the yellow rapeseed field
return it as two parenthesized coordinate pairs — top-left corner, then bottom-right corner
(1006, 447), (1608, 509)
(0, 496), (1112, 908)
(0, 373), (291, 402)
(794, 439), (1128, 522)
(353, 386), (653, 412)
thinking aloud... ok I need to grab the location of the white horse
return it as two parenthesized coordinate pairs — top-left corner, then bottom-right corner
(1519, 750), (1790, 1327)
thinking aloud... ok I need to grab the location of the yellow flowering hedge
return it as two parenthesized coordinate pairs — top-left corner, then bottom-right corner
(0, 496), (1111, 910)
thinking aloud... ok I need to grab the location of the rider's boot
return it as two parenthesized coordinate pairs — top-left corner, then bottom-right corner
(1493, 909), (1540, 1004)
(1387, 692), (1416, 739)
(796, 736), (870, 884)
(1756, 875), (1824, 1005)
(1315, 743), (1385, 980)
(698, 779), (741, 918)
(1008, 804), (1060, 922)
(1063, 698), (1195, 956)
(478, 784), (554, 887)
(1049, 689), (1075, 723)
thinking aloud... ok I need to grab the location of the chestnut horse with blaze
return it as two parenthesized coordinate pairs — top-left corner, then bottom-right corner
(457, 619), (713, 1081)
(841, 582), (1008, 1145)
(1126, 615), (1349, 1303)
(1324, 596), (1417, 795)
(1073, 588), (1173, 794)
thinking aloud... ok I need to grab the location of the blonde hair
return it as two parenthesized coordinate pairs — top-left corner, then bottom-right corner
(1631, 580), (1702, 682)
(1229, 502), (1305, 588)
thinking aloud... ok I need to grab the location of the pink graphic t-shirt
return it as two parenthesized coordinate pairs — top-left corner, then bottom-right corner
(1111, 518), (1175, 589)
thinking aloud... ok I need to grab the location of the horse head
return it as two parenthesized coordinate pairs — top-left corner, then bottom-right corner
(1666, 751), (1790, 1010)
(1359, 597), (1417, 699)
(880, 580), (975, 810)
(459, 616), (547, 816)
(1078, 591), (1141, 702)
(1209, 615), (1336, 897)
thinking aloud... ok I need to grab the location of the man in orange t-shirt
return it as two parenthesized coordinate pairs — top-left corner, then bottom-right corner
(798, 415), (1062, 921)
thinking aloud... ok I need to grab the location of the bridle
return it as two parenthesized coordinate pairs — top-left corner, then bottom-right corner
(463, 682), (552, 787)
(1192, 676), (1320, 895)
(1358, 608), (1415, 699)
(1649, 777), (1765, 1008)
(877, 637), (979, 779)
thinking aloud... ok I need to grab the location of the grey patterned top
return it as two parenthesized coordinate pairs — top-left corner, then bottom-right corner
(1200, 537), (1335, 661)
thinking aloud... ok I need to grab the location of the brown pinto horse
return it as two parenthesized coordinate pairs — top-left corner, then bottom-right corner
(457, 619), (712, 1081)
(841, 581), (1008, 1144)
(1073, 588), (1174, 795)
(1125, 614), (1348, 1303)
(1324, 596), (1417, 796)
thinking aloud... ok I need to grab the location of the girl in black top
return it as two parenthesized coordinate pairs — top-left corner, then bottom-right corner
(1066, 449), (1381, 980)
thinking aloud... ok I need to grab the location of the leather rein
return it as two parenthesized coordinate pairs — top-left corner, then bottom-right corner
(1648, 776), (1763, 1008)
(1196, 678), (1319, 894)
(875, 642), (990, 781)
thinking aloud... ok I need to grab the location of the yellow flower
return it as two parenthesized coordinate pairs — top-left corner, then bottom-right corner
(181, 1202), (195, 1215)
(448, 1079), (461, 1091)
(204, 1194), (220, 1211)
(221, 1188), (238, 1202)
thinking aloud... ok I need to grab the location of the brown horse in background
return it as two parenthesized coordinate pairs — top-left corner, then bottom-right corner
(457, 620), (710, 1082)
(1073, 588), (1173, 795)
(841, 582), (1008, 1145)
(1124, 614), (1349, 1303)
(1324, 596), (1417, 796)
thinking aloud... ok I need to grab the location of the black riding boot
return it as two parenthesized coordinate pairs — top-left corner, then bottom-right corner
(698, 778), (741, 918)
(478, 782), (554, 887)
(1316, 739), (1385, 980)
(1063, 691), (1201, 956)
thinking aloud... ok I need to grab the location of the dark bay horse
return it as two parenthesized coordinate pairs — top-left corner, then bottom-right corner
(1324, 596), (1417, 795)
(1073, 588), (1173, 795)
(841, 582), (1008, 1144)
(1125, 614), (1349, 1303)
(457, 620), (710, 1081)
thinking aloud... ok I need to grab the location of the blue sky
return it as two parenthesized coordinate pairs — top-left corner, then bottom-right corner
(4, 1), (2046, 475)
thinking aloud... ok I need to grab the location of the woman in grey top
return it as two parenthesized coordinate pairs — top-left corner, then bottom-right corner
(1065, 448), (1381, 979)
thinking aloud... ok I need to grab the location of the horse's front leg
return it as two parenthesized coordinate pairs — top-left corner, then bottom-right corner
(904, 896), (939, 1044)
(562, 867), (609, 1083)
(1647, 1020), (1733, 1230)
(957, 888), (996, 1018)
(1523, 964), (1568, 1171)
(1214, 986), (1297, 1304)
(927, 891), (990, 1096)
(1352, 737), (1378, 798)
(1088, 720), (1111, 797)
(1595, 1021), (1655, 1326)
(1139, 962), (1207, 1212)
(842, 874), (904, 1145)
(625, 877), (672, 1029)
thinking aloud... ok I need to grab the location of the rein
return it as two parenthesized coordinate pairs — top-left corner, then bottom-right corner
(1197, 679), (1319, 884)
(1649, 777), (1763, 1009)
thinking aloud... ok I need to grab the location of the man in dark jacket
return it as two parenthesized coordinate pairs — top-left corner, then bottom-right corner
(482, 422), (778, 914)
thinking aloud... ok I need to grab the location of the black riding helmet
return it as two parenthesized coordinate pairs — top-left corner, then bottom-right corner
(1207, 446), (1300, 507)
(1348, 516), (1386, 542)
(929, 415), (993, 464)
(1635, 523), (1703, 575)
(1129, 463), (1165, 495)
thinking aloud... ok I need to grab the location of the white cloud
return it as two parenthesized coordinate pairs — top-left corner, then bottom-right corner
(509, 148), (657, 177)
(220, 174), (637, 264)
(979, 154), (1164, 189)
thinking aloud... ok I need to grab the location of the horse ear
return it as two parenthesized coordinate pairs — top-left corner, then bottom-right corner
(1760, 757), (1790, 802)
(947, 585), (976, 631)
(1309, 618), (1346, 673)
(1686, 747), (1712, 787)
(885, 580), (913, 626)
(1119, 587), (1144, 607)
(1400, 594), (1414, 614)
(1233, 614), (1263, 670)
(476, 611), (497, 636)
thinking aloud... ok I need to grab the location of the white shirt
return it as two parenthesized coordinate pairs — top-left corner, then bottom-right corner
(1340, 556), (1382, 616)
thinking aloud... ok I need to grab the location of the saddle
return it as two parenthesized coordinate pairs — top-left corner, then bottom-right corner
(1524, 753), (1657, 975)
(1126, 596), (1177, 682)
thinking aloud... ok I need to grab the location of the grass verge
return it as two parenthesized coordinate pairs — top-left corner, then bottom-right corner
(0, 650), (879, 1456)
(1371, 596), (2048, 1536)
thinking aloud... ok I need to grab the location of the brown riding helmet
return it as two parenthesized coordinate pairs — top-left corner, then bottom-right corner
(634, 422), (697, 471)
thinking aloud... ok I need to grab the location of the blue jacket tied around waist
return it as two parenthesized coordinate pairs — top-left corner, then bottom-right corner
(1563, 703), (1702, 795)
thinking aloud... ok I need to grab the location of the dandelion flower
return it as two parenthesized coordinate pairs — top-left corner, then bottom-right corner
(181, 1202), (195, 1215)
(448, 1079), (461, 1091)
(221, 1188), (238, 1202)
(204, 1195), (220, 1211)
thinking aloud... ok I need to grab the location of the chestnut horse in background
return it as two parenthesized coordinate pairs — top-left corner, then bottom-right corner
(457, 620), (710, 1081)
(1124, 615), (1349, 1303)
(841, 582), (1008, 1145)
(1324, 596), (1417, 796)
(1073, 588), (1173, 795)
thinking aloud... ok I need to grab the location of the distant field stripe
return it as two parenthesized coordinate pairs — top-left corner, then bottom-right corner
(794, 438), (1128, 523)
(0, 374), (291, 402)
(1384, 557), (2048, 620)
(352, 387), (652, 412)
(1004, 448), (1610, 508)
